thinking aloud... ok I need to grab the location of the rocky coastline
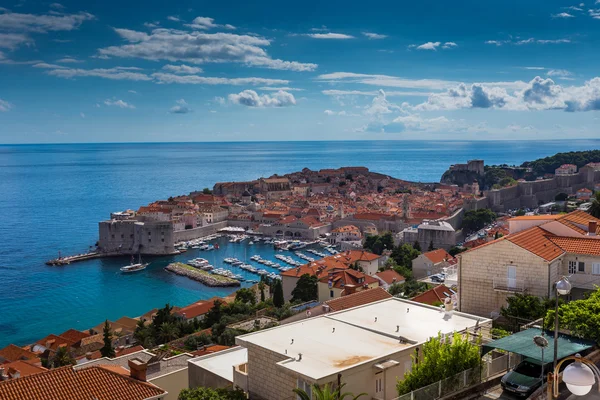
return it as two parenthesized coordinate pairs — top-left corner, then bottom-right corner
(165, 262), (240, 287)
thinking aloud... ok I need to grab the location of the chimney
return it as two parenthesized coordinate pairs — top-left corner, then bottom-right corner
(128, 358), (148, 382)
(85, 352), (93, 360)
(589, 221), (597, 236)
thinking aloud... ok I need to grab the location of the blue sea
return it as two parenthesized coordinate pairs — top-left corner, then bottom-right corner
(1, 140), (599, 348)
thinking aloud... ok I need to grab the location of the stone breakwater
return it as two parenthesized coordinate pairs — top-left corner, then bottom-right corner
(165, 263), (240, 287)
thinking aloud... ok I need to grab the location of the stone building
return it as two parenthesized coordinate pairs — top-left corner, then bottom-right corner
(458, 211), (600, 318)
(401, 220), (456, 251)
(98, 219), (176, 255)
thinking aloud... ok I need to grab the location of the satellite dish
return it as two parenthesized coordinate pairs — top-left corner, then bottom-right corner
(533, 335), (549, 348)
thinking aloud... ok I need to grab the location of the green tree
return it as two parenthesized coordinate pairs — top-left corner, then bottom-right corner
(428, 240), (435, 251)
(202, 187), (212, 195)
(515, 209), (526, 216)
(589, 192), (600, 219)
(413, 240), (422, 252)
(363, 232), (394, 255)
(52, 346), (76, 367)
(159, 322), (180, 343)
(388, 283), (404, 296)
(500, 294), (546, 321)
(202, 300), (224, 328)
(235, 288), (256, 305)
(396, 332), (482, 396)
(391, 243), (421, 268)
(178, 386), (247, 400)
(393, 281), (430, 298)
(294, 383), (366, 400)
(555, 192), (569, 202)
(258, 281), (266, 302)
(462, 209), (496, 232)
(349, 261), (364, 273)
(545, 287), (600, 343)
(100, 320), (115, 358)
(291, 274), (318, 302)
(273, 279), (285, 308)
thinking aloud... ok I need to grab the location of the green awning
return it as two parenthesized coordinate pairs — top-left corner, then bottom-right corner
(482, 328), (595, 363)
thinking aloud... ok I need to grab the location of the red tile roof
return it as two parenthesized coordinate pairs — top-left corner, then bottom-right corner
(374, 270), (405, 285)
(190, 345), (232, 357)
(176, 300), (218, 319)
(1, 360), (47, 378)
(547, 236), (600, 256)
(411, 284), (453, 306)
(0, 345), (40, 364)
(555, 210), (600, 235)
(36, 334), (77, 352)
(325, 287), (391, 311)
(423, 249), (454, 264)
(0, 366), (166, 400)
(57, 329), (90, 345)
(319, 268), (378, 289)
(506, 226), (564, 261)
(508, 215), (562, 221)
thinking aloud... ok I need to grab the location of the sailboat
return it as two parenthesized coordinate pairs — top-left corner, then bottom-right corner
(120, 254), (149, 273)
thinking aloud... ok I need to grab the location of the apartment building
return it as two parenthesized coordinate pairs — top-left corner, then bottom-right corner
(230, 297), (490, 400)
(458, 211), (600, 318)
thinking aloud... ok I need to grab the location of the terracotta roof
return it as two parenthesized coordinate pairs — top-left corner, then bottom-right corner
(506, 226), (564, 261)
(411, 284), (454, 306)
(555, 210), (600, 235)
(423, 249), (454, 264)
(325, 287), (391, 311)
(509, 215), (563, 221)
(36, 334), (77, 352)
(176, 299), (219, 319)
(0, 345), (40, 364)
(0, 366), (166, 400)
(547, 236), (600, 256)
(319, 268), (378, 289)
(1, 360), (47, 378)
(98, 365), (130, 376)
(374, 270), (405, 285)
(190, 344), (232, 357)
(58, 329), (90, 345)
(79, 334), (104, 348)
(279, 215), (298, 224)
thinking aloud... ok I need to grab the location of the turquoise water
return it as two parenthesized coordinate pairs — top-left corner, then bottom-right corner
(1, 140), (599, 348)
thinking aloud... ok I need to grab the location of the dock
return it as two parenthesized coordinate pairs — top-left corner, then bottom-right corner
(45, 252), (101, 266)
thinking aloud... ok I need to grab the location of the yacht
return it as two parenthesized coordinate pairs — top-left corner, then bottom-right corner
(120, 255), (149, 273)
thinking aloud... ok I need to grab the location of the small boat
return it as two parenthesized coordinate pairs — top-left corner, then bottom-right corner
(120, 255), (149, 273)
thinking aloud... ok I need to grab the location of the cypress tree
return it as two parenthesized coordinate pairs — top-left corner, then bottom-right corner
(273, 280), (284, 308)
(100, 320), (115, 358)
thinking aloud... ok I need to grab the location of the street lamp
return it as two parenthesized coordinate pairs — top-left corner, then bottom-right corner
(553, 277), (572, 371)
(550, 353), (600, 398)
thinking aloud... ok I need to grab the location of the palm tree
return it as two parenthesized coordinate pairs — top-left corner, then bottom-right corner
(293, 383), (366, 400)
(159, 322), (180, 343)
(589, 192), (600, 219)
(52, 346), (75, 367)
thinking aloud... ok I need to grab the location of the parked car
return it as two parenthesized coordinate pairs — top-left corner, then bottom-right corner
(501, 357), (574, 398)
(430, 274), (445, 283)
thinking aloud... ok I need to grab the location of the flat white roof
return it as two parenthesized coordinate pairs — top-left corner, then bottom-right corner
(189, 347), (248, 383)
(236, 297), (489, 381)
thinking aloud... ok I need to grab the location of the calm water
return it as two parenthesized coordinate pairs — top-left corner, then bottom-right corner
(1, 140), (599, 348)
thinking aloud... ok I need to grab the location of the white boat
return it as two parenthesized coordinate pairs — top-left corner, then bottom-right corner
(120, 255), (148, 273)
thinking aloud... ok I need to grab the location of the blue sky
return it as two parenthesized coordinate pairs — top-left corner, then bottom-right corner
(1, 0), (600, 143)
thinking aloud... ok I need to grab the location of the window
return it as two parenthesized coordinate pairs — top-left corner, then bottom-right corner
(121, 234), (124, 239)
(593, 263), (600, 275)
(297, 378), (312, 400)
(330, 290), (334, 298)
(111, 234), (115, 239)
(161, 238), (165, 242)
(569, 261), (578, 274)
(375, 376), (383, 394)
(578, 262), (585, 273)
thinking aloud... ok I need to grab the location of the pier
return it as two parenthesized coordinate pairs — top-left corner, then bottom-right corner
(45, 252), (101, 266)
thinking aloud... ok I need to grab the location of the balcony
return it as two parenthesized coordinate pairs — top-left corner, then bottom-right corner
(493, 277), (527, 293)
(233, 362), (248, 393)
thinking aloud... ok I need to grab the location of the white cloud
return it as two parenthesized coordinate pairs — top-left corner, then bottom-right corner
(317, 72), (461, 90)
(162, 64), (203, 74)
(486, 38), (571, 46)
(186, 16), (235, 30)
(104, 99), (135, 109)
(408, 41), (457, 50)
(552, 12), (575, 18)
(228, 90), (296, 107)
(305, 33), (354, 39)
(80, 112), (85, 118)
(589, 9), (600, 19)
(362, 32), (387, 39)
(169, 99), (192, 113)
(364, 89), (402, 116)
(0, 11), (94, 33)
(214, 96), (225, 105)
(98, 28), (316, 71)
(56, 57), (82, 63)
(143, 21), (159, 28)
(152, 72), (288, 86)
(49, 3), (65, 10)
(0, 33), (32, 49)
(128, 90), (138, 94)
(323, 109), (360, 116)
(46, 66), (152, 81)
(322, 89), (433, 97)
(258, 86), (304, 91)
(547, 69), (572, 79)
(410, 76), (600, 112)
(167, 16), (180, 22)
(32, 62), (67, 69)
(523, 66), (546, 70)
(0, 98), (12, 112)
